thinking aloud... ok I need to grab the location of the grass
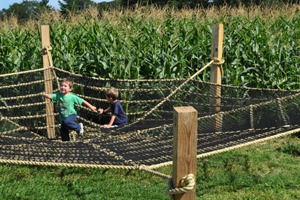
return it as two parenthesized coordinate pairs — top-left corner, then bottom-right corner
(0, 134), (299, 200)
(198, 135), (300, 199)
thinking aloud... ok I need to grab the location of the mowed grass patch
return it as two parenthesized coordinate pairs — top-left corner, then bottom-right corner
(0, 135), (299, 199)
(0, 165), (169, 200)
(197, 135), (300, 199)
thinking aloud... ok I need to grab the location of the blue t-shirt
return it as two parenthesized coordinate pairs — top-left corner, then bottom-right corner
(50, 92), (84, 121)
(110, 100), (127, 125)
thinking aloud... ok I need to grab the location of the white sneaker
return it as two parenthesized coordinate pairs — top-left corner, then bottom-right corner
(79, 123), (84, 135)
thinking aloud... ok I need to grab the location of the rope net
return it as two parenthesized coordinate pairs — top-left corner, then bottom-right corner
(1, 66), (300, 170)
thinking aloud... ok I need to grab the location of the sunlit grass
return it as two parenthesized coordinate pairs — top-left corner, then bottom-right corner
(0, 135), (299, 199)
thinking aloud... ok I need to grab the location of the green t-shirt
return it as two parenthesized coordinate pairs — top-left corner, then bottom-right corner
(50, 92), (84, 121)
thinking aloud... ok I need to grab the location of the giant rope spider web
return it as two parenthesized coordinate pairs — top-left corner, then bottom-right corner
(1, 66), (300, 171)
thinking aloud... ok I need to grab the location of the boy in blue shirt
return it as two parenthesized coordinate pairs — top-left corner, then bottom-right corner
(43, 77), (96, 141)
(98, 87), (127, 128)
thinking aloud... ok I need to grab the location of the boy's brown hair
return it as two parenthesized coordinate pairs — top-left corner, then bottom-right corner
(61, 77), (73, 88)
(105, 87), (119, 100)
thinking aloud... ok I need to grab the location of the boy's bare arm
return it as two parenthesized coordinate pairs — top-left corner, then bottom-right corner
(104, 115), (116, 128)
(82, 100), (97, 111)
(43, 93), (51, 99)
(97, 107), (110, 114)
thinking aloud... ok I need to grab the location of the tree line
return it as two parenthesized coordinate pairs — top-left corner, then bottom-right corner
(0, 0), (299, 22)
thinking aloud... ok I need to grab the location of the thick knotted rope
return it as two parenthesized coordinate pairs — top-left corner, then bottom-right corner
(45, 45), (53, 67)
(212, 57), (225, 77)
(138, 165), (172, 180)
(167, 174), (195, 195)
(212, 57), (225, 65)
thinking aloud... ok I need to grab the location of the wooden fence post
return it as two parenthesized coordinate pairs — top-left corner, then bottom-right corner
(209, 23), (224, 132)
(172, 106), (198, 200)
(41, 25), (55, 139)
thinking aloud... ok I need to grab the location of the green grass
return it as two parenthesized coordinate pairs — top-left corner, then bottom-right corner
(0, 135), (299, 200)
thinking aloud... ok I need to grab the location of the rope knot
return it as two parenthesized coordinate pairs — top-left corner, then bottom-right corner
(41, 45), (54, 67)
(212, 57), (225, 65)
(167, 174), (195, 195)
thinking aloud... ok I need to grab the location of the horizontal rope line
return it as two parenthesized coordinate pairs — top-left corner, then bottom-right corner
(0, 67), (46, 77)
(1, 92), (43, 101)
(0, 80), (44, 90)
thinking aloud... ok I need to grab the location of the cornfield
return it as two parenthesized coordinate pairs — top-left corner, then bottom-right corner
(0, 5), (299, 89)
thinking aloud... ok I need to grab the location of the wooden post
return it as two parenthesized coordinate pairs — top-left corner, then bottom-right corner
(172, 106), (198, 200)
(41, 25), (55, 139)
(209, 24), (224, 132)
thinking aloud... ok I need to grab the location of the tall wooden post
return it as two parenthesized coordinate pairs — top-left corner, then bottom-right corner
(209, 24), (224, 132)
(172, 106), (198, 200)
(41, 25), (55, 139)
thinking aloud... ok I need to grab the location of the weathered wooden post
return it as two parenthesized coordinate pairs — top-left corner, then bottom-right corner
(209, 23), (224, 132)
(172, 106), (198, 200)
(41, 25), (55, 139)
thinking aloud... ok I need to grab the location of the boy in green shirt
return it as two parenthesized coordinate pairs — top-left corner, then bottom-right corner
(44, 77), (96, 141)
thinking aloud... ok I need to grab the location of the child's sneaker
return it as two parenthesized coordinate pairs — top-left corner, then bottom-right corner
(79, 123), (84, 135)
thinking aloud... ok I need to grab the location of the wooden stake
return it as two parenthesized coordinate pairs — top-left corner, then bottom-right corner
(209, 23), (224, 132)
(41, 25), (55, 139)
(172, 106), (198, 200)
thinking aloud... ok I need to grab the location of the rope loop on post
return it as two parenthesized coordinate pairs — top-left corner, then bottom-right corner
(42, 45), (53, 67)
(167, 174), (195, 195)
(212, 57), (225, 65)
(212, 57), (224, 76)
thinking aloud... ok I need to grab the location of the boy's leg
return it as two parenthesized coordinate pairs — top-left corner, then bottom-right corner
(60, 122), (70, 141)
(63, 114), (81, 132)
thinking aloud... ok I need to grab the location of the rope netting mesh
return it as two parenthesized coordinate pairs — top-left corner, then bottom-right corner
(1, 66), (300, 170)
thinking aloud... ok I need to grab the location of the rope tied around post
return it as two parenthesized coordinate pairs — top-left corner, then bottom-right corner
(42, 45), (54, 67)
(167, 174), (195, 195)
(212, 57), (224, 76)
(212, 57), (225, 65)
